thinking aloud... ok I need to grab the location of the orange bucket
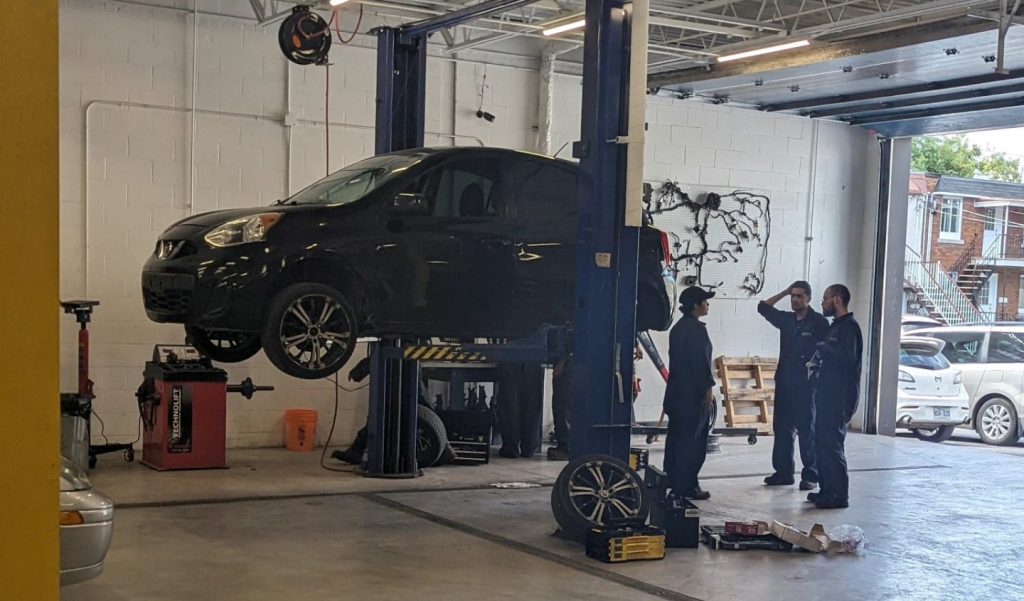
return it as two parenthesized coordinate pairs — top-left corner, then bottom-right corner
(285, 409), (318, 452)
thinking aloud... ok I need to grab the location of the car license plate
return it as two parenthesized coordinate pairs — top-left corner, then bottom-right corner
(933, 407), (951, 419)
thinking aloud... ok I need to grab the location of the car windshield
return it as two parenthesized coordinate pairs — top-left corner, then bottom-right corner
(900, 346), (950, 370)
(282, 153), (426, 206)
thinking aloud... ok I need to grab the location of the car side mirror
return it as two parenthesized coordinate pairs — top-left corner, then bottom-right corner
(391, 192), (429, 215)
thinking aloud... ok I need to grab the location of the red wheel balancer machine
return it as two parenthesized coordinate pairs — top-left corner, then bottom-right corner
(135, 345), (272, 471)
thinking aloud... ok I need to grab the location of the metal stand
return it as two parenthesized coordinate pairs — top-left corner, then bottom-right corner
(60, 300), (135, 469)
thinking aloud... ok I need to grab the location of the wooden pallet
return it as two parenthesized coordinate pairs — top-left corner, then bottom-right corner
(715, 356), (777, 434)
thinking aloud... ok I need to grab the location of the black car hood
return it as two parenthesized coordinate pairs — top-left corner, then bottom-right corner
(168, 205), (309, 229)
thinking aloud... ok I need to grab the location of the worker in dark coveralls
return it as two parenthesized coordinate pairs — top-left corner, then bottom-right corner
(663, 286), (717, 501)
(757, 281), (829, 490)
(807, 284), (863, 509)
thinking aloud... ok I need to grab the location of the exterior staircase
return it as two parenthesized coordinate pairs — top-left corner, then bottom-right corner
(904, 245), (986, 326)
(950, 234), (997, 306)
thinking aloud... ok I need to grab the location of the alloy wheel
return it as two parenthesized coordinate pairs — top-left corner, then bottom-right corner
(982, 404), (1012, 440)
(564, 458), (645, 524)
(278, 293), (353, 371)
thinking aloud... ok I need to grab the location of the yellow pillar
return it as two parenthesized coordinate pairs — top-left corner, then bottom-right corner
(0, 1), (60, 598)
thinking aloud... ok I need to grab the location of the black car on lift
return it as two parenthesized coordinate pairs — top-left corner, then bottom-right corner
(142, 147), (675, 379)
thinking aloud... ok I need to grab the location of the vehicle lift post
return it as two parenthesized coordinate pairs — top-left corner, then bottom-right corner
(569, 0), (642, 462)
(363, 0), (549, 478)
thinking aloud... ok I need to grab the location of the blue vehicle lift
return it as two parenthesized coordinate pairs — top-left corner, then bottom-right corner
(363, 0), (643, 478)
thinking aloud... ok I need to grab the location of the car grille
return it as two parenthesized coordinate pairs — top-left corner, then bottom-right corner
(143, 287), (192, 314)
(142, 273), (195, 316)
(154, 240), (197, 261)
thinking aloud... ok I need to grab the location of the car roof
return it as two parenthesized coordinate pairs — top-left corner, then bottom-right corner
(386, 146), (579, 170)
(914, 324), (1024, 334)
(901, 315), (940, 324)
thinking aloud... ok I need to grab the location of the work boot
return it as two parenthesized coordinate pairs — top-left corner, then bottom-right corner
(546, 446), (570, 461)
(331, 448), (362, 465)
(498, 446), (520, 459)
(814, 497), (849, 510)
(681, 488), (711, 501)
(764, 473), (795, 486)
(806, 492), (822, 503)
(799, 480), (818, 491)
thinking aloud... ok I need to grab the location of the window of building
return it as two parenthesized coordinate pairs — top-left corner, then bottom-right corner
(939, 197), (962, 241)
(1018, 276), (1024, 319)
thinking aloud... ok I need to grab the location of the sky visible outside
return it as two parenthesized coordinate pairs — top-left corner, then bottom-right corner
(965, 128), (1024, 161)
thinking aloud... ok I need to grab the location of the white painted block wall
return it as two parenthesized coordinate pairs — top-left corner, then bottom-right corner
(59, 0), (879, 447)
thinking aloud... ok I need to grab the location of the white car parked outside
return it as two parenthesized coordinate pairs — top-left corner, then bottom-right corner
(912, 324), (1024, 446)
(896, 337), (970, 442)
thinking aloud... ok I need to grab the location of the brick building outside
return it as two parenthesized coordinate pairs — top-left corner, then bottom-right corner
(907, 173), (1024, 322)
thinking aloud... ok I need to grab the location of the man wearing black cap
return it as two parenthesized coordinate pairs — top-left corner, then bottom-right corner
(757, 281), (828, 490)
(807, 284), (863, 509)
(663, 286), (717, 501)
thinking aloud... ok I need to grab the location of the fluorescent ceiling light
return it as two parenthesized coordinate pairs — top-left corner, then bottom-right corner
(329, 0), (349, 6)
(543, 18), (586, 37)
(716, 39), (809, 63)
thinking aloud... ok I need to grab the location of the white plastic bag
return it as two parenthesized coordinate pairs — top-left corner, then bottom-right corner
(828, 524), (868, 553)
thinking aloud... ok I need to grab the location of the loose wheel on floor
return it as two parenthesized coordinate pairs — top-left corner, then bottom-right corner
(911, 425), (957, 443)
(262, 283), (358, 379)
(975, 397), (1019, 446)
(551, 454), (649, 542)
(185, 326), (262, 363)
(417, 405), (449, 468)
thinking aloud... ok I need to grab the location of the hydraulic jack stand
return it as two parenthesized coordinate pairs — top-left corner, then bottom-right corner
(61, 300), (135, 469)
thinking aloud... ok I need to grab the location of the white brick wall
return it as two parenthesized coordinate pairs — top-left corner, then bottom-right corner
(60, 0), (880, 444)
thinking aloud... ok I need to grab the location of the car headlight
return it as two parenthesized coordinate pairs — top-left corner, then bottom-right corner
(953, 371), (963, 385)
(898, 370), (915, 383)
(204, 213), (283, 248)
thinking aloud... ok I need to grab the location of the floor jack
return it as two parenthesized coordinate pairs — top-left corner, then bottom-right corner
(60, 300), (135, 469)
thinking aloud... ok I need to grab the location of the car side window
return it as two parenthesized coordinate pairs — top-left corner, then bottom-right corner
(423, 160), (502, 219)
(987, 332), (1024, 363)
(931, 332), (985, 364)
(510, 161), (577, 227)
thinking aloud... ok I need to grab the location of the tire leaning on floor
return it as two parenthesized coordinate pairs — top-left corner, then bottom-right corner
(975, 397), (1020, 446)
(261, 282), (358, 379)
(911, 425), (957, 443)
(417, 405), (449, 468)
(551, 454), (649, 542)
(185, 325), (262, 363)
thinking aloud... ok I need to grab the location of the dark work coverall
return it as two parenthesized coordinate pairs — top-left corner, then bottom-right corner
(758, 302), (828, 483)
(812, 313), (863, 502)
(497, 362), (545, 457)
(663, 315), (715, 496)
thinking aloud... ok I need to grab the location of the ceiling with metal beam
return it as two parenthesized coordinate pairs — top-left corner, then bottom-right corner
(266, 0), (1024, 135)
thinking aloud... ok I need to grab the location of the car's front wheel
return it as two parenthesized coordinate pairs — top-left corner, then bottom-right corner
(185, 326), (262, 363)
(975, 397), (1020, 446)
(911, 425), (957, 443)
(262, 283), (358, 379)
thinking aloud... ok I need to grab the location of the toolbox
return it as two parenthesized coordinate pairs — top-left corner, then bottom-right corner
(585, 519), (666, 564)
(628, 447), (649, 472)
(650, 498), (701, 548)
(438, 409), (492, 465)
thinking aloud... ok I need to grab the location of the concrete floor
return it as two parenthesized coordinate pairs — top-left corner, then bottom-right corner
(64, 434), (1024, 601)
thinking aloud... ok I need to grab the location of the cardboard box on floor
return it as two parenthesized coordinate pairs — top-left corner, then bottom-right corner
(770, 521), (845, 553)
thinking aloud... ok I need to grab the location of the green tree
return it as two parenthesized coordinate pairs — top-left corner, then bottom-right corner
(911, 135), (1022, 182)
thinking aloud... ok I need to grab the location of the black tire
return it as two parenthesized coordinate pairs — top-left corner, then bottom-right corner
(551, 454), (650, 542)
(417, 405), (448, 468)
(975, 397), (1020, 446)
(185, 326), (262, 363)
(261, 283), (358, 379)
(912, 425), (957, 443)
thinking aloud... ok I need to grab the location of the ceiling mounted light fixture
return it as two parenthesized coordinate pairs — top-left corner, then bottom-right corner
(543, 17), (586, 36)
(329, 0), (349, 5)
(716, 39), (809, 63)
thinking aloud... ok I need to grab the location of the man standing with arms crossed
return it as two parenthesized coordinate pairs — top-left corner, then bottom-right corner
(758, 281), (829, 491)
(808, 284), (863, 509)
